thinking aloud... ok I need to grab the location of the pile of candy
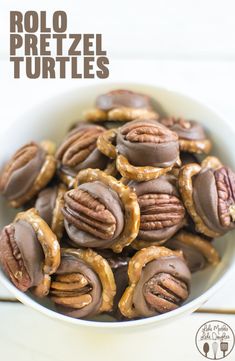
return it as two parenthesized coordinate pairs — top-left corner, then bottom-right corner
(0, 89), (234, 321)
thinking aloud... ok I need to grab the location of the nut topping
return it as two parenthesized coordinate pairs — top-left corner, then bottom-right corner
(160, 117), (191, 130)
(139, 194), (185, 231)
(63, 188), (117, 240)
(0, 224), (31, 291)
(118, 246), (191, 318)
(56, 125), (105, 168)
(215, 167), (235, 227)
(120, 121), (178, 144)
(144, 272), (188, 313)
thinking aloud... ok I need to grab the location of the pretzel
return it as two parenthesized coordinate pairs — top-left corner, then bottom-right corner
(108, 107), (158, 122)
(84, 108), (107, 122)
(116, 154), (175, 181)
(97, 129), (118, 159)
(179, 139), (212, 154)
(15, 208), (60, 297)
(118, 246), (182, 318)
(40, 140), (57, 155)
(75, 168), (140, 253)
(201, 156), (223, 170)
(51, 184), (67, 239)
(178, 164), (220, 238)
(85, 107), (158, 123)
(131, 239), (167, 250)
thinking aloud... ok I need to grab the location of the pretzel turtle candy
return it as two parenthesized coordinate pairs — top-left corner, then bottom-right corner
(178, 163), (219, 238)
(50, 248), (116, 317)
(165, 231), (220, 272)
(115, 119), (180, 181)
(35, 183), (67, 240)
(118, 246), (191, 319)
(85, 89), (159, 123)
(0, 141), (57, 208)
(71, 168), (140, 253)
(179, 163), (235, 237)
(159, 117), (212, 154)
(56, 123), (109, 188)
(15, 208), (60, 297)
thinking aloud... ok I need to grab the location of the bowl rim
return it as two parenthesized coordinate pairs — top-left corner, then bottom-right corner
(1, 81), (235, 329)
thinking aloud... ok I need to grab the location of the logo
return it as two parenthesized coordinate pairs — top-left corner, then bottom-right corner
(195, 320), (235, 359)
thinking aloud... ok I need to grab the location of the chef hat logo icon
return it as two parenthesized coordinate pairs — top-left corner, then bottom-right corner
(195, 320), (235, 359)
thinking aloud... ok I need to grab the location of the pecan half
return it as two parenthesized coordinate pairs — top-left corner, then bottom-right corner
(56, 125), (105, 168)
(160, 117), (191, 130)
(120, 121), (178, 144)
(144, 272), (189, 313)
(63, 188), (117, 240)
(50, 272), (93, 308)
(129, 176), (186, 247)
(0, 224), (31, 291)
(215, 167), (235, 227)
(0, 219), (45, 292)
(138, 194), (185, 231)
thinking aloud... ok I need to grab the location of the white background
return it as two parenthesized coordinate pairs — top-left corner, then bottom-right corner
(1, 1), (235, 360)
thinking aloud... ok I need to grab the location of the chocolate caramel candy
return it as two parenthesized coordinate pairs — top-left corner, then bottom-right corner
(0, 141), (56, 208)
(63, 169), (140, 253)
(119, 247), (191, 318)
(116, 119), (179, 168)
(56, 124), (108, 187)
(179, 164), (235, 237)
(96, 89), (153, 111)
(0, 209), (60, 295)
(193, 166), (235, 235)
(159, 117), (212, 154)
(85, 89), (158, 123)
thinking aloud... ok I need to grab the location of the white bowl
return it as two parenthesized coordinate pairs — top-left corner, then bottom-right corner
(0, 83), (235, 331)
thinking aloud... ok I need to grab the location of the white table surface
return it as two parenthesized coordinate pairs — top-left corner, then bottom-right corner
(1, 58), (235, 360)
